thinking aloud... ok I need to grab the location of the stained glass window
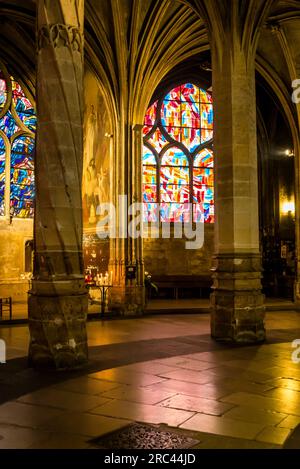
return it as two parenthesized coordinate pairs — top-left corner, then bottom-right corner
(0, 64), (36, 219)
(143, 83), (214, 223)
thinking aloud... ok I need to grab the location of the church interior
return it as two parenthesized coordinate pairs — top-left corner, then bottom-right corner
(1, 0), (300, 451)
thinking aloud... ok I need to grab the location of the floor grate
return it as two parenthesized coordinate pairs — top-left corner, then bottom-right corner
(90, 423), (199, 449)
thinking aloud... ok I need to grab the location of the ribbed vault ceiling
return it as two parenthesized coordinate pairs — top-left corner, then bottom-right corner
(0, 0), (299, 124)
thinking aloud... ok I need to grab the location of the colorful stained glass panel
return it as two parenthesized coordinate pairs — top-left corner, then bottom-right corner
(181, 128), (201, 152)
(164, 86), (181, 101)
(161, 148), (188, 166)
(181, 83), (199, 103)
(0, 135), (5, 156)
(160, 203), (191, 223)
(0, 185), (4, 215)
(160, 166), (189, 185)
(143, 165), (156, 185)
(194, 148), (214, 167)
(12, 135), (35, 154)
(19, 111), (36, 133)
(193, 184), (214, 204)
(12, 79), (36, 132)
(168, 127), (181, 144)
(201, 104), (213, 129)
(12, 79), (32, 112)
(142, 184), (157, 203)
(0, 70), (7, 111)
(10, 136), (35, 218)
(143, 202), (158, 222)
(201, 129), (213, 144)
(143, 146), (156, 165)
(147, 128), (168, 153)
(193, 202), (214, 223)
(181, 101), (200, 128)
(200, 89), (213, 103)
(142, 83), (214, 224)
(193, 167), (214, 186)
(160, 185), (189, 203)
(143, 102), (157, 136)
(161, 100), (181, 127)
(0, 136), (5, 216)
(11, 168), (34, 185)
(0, 111), (19, 138)
(10, 184), (35, 218)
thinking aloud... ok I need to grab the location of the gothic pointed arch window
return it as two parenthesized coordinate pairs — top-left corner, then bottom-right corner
(0, 62), (36, 219)
(143, 83), (214, 223)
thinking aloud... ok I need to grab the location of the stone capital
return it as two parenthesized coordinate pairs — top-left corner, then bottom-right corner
(37, 24), (83, 53)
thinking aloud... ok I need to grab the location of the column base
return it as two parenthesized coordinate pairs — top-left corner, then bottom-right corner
(210, 254), (266, 344)
(28, 292), (88, 370)
(109, 285), (145, 316)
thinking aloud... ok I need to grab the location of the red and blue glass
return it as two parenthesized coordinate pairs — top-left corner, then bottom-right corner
(0, 68), (36, 218)
(143, 83), (214, 223)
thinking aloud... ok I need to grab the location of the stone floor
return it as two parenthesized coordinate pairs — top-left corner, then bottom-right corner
(0, 311), (300, 448)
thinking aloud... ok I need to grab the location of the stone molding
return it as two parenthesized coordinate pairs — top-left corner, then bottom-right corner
(38, 24), (82, 53)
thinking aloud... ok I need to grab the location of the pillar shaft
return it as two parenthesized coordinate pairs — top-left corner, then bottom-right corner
(208, 12), (266, 342)
(109, 124), (145, 315)
(28, 0), (88, 368)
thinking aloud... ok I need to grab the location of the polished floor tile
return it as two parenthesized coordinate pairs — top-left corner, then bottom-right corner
(180, 413), (265, 440)
(277, 415), (300, 429)
(0, 424), (51, 449)
(17, 389), (111, 412)
(222, 405), (287, 425)
(268, 378), (300, 392)
(157, 369), (215, 385)
(115, 362), (179, 376)
(255, 426), (291, 445)
(145, 380), (231, 400)
(89, 369), (166, 386)
(160, 394), (233, 416)
(0, 401), (64, 427)
(264, 386), (300, 402)
(221, 392), (300, 416)
(153, 356), (216, 371)
(28, 433), (90, 449)
(39, 411), (131, 437)
(53, 377), (121, 395)
(101, 385), (176, 405)
(90, 399), (195, 427)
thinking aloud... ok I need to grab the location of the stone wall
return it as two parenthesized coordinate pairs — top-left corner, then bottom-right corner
(0, 219), (33, 302)
(143, 225), (214, 277)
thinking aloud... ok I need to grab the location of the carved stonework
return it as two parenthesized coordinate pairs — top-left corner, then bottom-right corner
(38, 24), (82, 53)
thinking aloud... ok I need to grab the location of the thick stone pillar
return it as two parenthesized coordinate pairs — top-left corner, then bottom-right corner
(28, 0), (88, 368)
(109, 124), (145, 315)
(199, 1), (272, 343)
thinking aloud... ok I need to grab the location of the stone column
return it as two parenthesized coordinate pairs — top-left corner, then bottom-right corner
(200, 1), (271, 343)
(109, 123), (145, 315)
(28, 0), (88, 369)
